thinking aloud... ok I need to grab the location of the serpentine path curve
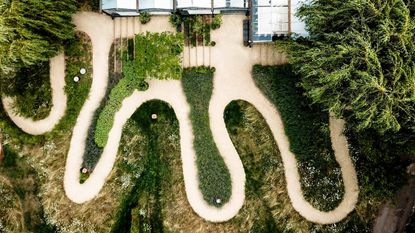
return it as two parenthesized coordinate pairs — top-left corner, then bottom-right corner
(1, 53), (66, 135)
(3, 12), (359, 224)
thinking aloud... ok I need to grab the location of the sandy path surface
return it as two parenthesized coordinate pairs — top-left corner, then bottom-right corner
(63, 12), (358, 224)
(1, 54), (67, 135)
(209, 14), (358, 224)
(64, 12), (243, 222)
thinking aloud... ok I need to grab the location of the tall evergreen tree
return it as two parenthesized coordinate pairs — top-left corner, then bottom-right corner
(0, 0), (77, 92)
(277, 0), (415, 139)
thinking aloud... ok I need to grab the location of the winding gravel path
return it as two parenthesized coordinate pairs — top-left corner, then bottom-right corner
(5, 12), (358, 224)
(209, 15), (359, 224)
(1, 53), (66, 135)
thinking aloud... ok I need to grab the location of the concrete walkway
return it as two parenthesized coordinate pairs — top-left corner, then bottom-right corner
(1, 54), (67, 135)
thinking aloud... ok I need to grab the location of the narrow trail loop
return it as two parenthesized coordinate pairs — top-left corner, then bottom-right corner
(3, 12), (359, 225)
(1, 53), (66, 135)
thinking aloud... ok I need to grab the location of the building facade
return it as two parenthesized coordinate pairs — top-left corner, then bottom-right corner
(100, 0), (307, 42)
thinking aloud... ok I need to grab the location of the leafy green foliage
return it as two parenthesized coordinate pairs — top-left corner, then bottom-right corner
(0, 32), (92, 144)
(47, 32), (93, 136)
(139, 12), (151, 24)
(277, 0), (415, 137)
(94, 77), (145, 147)
(95, 32), (183, 147)
(182, 67), (231, 207)
(252, 65), (344, 211)
(170, 14), (222, 46)
(0, 146), (57, 232)
(123, 32), (183, 81)
(2, 62), (52, 120)
(0, 0), (77, 83)
(252, 65), (410, 231)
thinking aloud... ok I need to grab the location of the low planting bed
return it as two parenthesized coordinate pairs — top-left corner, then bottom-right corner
(252, 64), (345, 212)
(182, 67), (231, 207)
(94, 32), (183, 148)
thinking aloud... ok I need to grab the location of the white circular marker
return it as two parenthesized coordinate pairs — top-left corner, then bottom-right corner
(216, 198), (221, 204)
(80, 68), (87, 75)
(151, 114), (157, 120)
(74, 76), (80, 82)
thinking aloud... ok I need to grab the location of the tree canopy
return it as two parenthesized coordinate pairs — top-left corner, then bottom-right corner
(277, 0), (415, 137)
(0, 0), (77, 89)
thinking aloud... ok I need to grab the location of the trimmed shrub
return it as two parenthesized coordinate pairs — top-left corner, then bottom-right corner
(182, 67), (231, 207)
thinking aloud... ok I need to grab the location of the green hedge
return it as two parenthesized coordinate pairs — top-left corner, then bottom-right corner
(252, 64), (344, 211)
(182, 67), (231, 207)
(95, 32), (183, 147)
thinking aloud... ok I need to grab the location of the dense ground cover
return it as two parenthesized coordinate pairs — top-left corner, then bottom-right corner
(182, 67), (232, 207)
(252, 64), (409, 232)
(252, 64), (344, 211)
(3, 62), (52, 120)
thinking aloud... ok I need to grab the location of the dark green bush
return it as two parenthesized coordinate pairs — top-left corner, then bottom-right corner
(139, 12), (151, 24)
(169, 13), (183, 27)
(182, 67), (231, 207)
(2, 145), (17, 167)
(176, 14), (222, 46)
(2, 62), (52, 120)
(211, 15), (222, 30)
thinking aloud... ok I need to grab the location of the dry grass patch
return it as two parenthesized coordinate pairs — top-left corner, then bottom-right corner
(0, 176), (24, 233)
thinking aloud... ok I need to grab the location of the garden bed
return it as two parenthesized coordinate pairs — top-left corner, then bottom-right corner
(181, 67), (232, 207)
